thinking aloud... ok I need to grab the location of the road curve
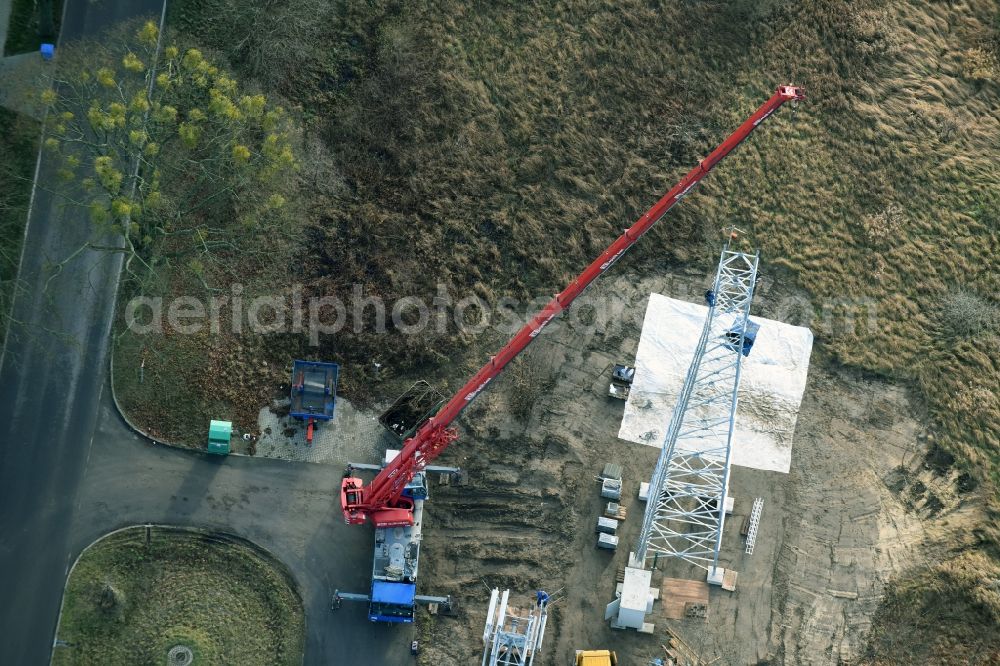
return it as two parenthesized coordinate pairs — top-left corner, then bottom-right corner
(0, 1), (412, 663)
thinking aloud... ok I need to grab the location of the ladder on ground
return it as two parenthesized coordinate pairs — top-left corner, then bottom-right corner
(745, 497), (763, 555)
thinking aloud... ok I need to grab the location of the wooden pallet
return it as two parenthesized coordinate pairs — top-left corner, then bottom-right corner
(604, 502), (627, 520)
(661, 578), (710, 621)
(663, 626), (711, 665)
(684, 601), (708, 619)
(740, 514), (751, 537)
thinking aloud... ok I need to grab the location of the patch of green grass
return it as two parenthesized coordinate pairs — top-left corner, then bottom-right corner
(52, 527), (304, 666)
(0, 108), (39, 345)
(3, 0), (64, 55)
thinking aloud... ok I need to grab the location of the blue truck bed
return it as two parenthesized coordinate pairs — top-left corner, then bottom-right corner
(290, 360), (339, 420)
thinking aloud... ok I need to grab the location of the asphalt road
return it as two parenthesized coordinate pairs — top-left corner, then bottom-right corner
(0, 2), (412, 663)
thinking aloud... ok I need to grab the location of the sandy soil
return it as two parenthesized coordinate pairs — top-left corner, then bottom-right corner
(407, 264), (985, 665)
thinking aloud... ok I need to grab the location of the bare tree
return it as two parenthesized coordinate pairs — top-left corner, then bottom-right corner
(39, 20), (301, 290)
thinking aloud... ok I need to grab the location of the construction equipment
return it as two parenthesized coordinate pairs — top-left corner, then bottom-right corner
(601, 478), (623, 500)
(596, 516), (619, 535)
(339, 85), (804, 622)
(605, 502), (627, 521)
(481, 589), (549, 666)
(597, 533), (620, 550)
(332, 449), (458, 623)
(634, 241), (759, 580)
(576, 649), (618, 666)
(745, 497), (764, 555)
(606, 236), (762, 632)
(608, 364), (635, 399)
(290, 360), (338, 444)
(599, 463), (624, 500)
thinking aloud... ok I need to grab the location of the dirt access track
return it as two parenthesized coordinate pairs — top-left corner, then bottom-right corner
(407, 263), (984, 665)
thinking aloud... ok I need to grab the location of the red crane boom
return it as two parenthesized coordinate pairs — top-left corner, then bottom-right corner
(341, 85), (804, 527)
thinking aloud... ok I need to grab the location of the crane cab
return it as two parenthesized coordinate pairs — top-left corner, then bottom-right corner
(341, 477), (367, 525)
(341, 480), (415, 526)
(342, 451), (423, 527)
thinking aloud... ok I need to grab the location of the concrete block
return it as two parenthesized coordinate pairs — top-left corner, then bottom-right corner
(597, 533), (619, 550)
(707, 567), (726, 586)
(596, 516), (619, 534)
(617, 567), (652, 629)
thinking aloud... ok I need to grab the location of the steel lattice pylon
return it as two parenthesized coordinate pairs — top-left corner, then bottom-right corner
(481, 589), (548, 666)
(634, 246), (759, 572)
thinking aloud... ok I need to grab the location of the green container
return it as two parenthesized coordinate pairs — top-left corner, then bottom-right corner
(208, 420), (232, 455)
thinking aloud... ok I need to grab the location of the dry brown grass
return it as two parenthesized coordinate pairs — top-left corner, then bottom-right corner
(941, 288), (1000, 336)
(506, 355), (557, 421)
(164, 0), (1000, 493)
(862, 551), (1000, 664)
(149, 0), (1000, 653)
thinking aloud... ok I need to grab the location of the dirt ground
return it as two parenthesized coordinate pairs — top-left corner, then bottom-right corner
(404, 263), (986, 665)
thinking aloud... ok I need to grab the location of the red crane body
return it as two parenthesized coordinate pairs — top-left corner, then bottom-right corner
(341, 85), (804, 527)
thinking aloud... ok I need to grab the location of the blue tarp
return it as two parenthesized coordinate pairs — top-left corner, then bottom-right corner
(740, 319), (761, 356)
(725, 319), (761, 357)
(371, 581), (416, 605)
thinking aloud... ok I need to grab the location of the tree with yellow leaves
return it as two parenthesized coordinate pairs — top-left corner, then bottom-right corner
(40, 19), (300, 289)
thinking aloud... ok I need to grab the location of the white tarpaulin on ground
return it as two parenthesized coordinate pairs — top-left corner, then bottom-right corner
(618, 293), (813, 474)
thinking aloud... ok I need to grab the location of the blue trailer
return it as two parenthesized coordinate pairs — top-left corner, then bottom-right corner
(290, 360), (339, 443)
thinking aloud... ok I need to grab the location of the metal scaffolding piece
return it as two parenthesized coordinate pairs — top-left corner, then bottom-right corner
(634, 246), (760, 571)
(481, 589), (548, 666)
(745, 497), (764, 555)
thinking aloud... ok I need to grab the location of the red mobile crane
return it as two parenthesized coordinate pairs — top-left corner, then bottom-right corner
(341, 85), (804, 529)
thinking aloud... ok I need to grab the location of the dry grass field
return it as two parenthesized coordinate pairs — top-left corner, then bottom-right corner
(107, 0), (1000, 658)
(865, 551), (1000, 663)
(160, 0), (999, 508)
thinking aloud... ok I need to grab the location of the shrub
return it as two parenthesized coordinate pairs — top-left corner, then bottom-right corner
(962, 47), (999, 81)
(862, 204), (904, 244)
(940, 288), (999, 336)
